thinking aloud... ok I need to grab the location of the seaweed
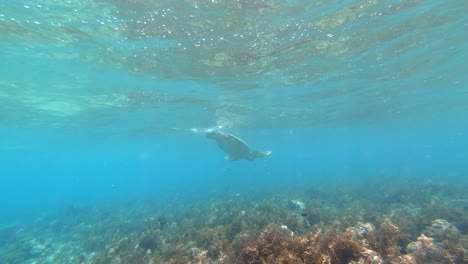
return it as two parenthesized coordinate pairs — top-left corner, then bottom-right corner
(1, 179), (467, 264)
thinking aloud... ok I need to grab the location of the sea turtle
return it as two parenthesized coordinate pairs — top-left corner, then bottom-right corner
(206, 131), (272, 161)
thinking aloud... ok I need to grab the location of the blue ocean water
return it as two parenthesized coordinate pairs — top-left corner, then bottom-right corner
(0, 1), (467, 263)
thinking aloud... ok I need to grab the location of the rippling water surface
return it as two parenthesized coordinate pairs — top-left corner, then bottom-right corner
(1, 0), (465, 132)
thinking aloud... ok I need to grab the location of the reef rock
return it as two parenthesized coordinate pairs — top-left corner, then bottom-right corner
(350, 248), (385, 264)
(347, 222), (377, 248)
(423, 219), (459, 241)
(405, 219), (467, 263)
(406, 234), (440, 254)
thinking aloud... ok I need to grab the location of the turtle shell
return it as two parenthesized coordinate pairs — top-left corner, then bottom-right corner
(206, 131), (251, 160)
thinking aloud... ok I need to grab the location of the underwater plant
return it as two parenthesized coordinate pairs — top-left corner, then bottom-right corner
(1, 180), (467, 264)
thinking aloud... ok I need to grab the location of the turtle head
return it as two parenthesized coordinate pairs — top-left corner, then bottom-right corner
(249, 150), (272, 160)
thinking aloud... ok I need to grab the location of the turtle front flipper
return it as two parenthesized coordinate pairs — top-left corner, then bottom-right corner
(250, 150), (272, 160)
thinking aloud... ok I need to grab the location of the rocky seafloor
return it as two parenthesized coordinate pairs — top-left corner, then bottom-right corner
(1, 177), (467, 264)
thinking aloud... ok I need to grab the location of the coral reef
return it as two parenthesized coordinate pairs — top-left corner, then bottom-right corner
(0, 178), (466, 264)
(405, 219), (467, 263)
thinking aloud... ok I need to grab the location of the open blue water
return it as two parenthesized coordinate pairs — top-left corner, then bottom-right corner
(0, 1), (467, 263)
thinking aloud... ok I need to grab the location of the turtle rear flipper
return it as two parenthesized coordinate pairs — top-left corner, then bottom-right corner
(250, 150), (272, 159)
